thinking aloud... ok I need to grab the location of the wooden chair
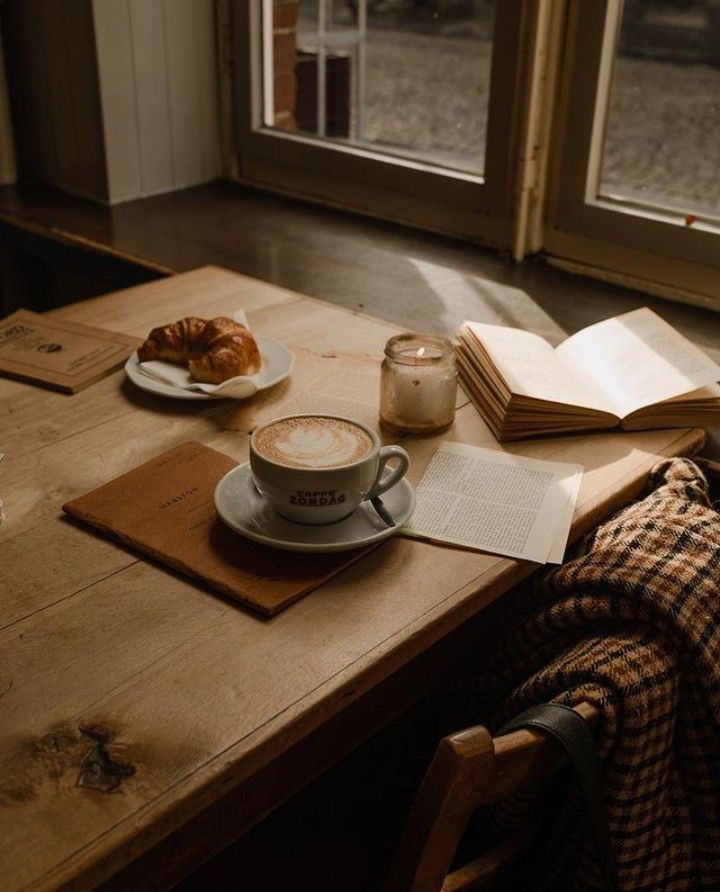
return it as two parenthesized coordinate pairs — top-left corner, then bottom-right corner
(384, 701), (599, 892)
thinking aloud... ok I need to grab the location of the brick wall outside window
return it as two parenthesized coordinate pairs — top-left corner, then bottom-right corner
(273, 1), (299, 130)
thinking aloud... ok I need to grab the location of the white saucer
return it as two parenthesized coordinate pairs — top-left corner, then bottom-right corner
(214, 463), (416, 553)
(124, 338), (293, 401)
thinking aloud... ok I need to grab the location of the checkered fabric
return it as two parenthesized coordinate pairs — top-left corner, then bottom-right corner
(484, 458), (720, 890)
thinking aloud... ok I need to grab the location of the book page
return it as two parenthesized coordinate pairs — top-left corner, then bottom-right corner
(556, 308), (720, 418)
(401, 442), (583, 564)
(462, 322), (613, 413)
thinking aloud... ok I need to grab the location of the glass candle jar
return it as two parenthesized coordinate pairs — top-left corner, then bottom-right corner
(380, 333), (457, 434)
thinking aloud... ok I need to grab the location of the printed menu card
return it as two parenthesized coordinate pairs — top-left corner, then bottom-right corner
(0, 309), (139, 392)
(63, 441), (372, 616)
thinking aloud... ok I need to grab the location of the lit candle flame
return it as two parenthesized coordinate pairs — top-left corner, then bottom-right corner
(416, 346), (426, 358)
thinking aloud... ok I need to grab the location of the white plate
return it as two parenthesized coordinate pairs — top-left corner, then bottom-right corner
(124, 338), (293, 401)
(214, 462), (416, 553)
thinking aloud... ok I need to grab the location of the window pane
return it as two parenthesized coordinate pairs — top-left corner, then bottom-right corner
(598, 0), (720, 219)
(266, 0), (495, 176)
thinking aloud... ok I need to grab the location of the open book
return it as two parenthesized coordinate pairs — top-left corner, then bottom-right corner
(457, 308), (720, 441)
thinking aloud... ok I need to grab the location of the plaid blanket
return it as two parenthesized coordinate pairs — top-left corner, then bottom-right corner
(473, 458), (720, 890)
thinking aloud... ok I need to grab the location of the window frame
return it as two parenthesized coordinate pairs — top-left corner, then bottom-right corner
(230, 0), (531, 246)
(543, 0), (720, 306)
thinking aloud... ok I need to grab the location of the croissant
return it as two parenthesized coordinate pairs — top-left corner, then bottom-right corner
(138, 316), (262, 383)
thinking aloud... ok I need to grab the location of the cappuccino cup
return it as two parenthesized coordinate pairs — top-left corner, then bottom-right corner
(250, 414), (410, 525)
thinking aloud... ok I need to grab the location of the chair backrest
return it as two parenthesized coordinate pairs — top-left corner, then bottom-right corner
(384, 701), (598, 892)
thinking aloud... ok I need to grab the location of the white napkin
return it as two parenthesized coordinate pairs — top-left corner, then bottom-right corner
(137, 311), (262, 398)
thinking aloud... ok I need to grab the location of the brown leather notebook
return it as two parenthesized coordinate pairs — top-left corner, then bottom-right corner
(62, 441), (372, 616)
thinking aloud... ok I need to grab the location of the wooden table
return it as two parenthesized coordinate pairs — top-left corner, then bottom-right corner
(0, 267), (704, 891)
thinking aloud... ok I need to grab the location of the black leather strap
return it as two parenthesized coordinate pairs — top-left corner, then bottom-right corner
(498, 703), (619, 892)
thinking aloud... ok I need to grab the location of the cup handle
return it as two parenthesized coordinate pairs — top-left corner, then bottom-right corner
(367, 445), (410, 500)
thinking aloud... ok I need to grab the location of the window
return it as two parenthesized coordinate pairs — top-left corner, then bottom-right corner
(266, 1), (496, 177)
(232, 0), (528, 244)
(600, 0), (720, 218)
(545, 0), (720, 307)
(228, 0), (720, 308)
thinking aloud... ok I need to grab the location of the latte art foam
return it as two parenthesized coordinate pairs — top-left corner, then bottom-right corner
(255, 417), (373, 469)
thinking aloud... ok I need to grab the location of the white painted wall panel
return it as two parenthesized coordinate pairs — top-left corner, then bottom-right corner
(92, 0), (221, 203)
(127, 0), (175, 194)
(92, 0), (143, 202)
(163, 0), (221, 188)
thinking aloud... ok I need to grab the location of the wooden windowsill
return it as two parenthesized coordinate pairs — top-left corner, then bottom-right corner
(1, 180), (719, 363)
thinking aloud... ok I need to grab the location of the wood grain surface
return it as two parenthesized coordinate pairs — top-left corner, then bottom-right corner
(0, 266), (705, 891)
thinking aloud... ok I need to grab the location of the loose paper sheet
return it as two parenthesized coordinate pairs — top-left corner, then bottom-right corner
(225, 347), (384, 432)
(225, 345), (470, 433)
(402, 442), (583, 564)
